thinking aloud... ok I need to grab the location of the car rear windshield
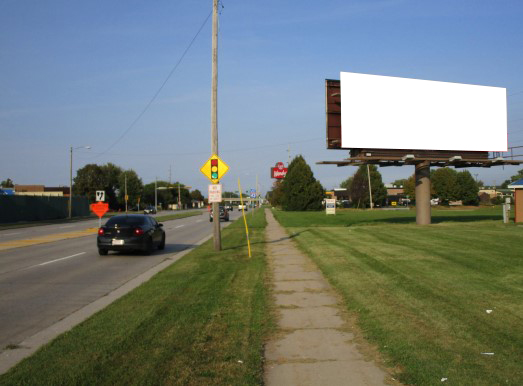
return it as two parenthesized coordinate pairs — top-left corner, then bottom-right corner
(105, 216), (146, 227)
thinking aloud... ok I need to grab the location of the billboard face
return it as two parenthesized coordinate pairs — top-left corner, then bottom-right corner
(340, 72), (507, 152)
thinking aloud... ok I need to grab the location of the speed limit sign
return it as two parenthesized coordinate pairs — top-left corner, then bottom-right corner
(95, 190), (105, 202)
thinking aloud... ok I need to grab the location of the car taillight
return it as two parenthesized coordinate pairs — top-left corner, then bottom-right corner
(134, 227), (144, 236)
(98, 228), (105, 236)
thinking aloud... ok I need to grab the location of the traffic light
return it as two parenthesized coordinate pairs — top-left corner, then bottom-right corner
(211, 159), (219, 179)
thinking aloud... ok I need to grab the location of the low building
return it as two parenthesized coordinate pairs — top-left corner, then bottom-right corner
(14, 185), (70, 197)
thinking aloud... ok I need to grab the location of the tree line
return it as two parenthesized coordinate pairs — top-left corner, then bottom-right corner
(73, 163), (204, 210)
(266, 156), (510, 210)
(342, 166), (481, 207)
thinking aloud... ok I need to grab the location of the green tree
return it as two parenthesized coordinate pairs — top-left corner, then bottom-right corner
(73, 164), (105, 202)
(392, 178), (408, 187)
(118, 170), (143, 207)
(340, 176), (353, 190)
(501, 169), (523, 188)
(191, 189), (204, 202)
(172, 182), (192, 208)
(403, 174), (416, 200)
(143, 180), (175, 209)
(281, 155), (324, 211)
(344, 165), (387, 208)
(431, 168), (460, 204)
(1, 178), (14, 187)
(267, 179), (284, 207)
(457, 170), (479, 205)
(100, 163), (122, 208)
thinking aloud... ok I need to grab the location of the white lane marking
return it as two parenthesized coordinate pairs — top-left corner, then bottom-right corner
(59, 225), (74, 229)
(30, 252), (86, 269)
(175, 225), (185, 229)
(1, 232), (21, 237)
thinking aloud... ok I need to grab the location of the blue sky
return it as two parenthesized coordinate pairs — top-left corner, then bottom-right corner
(2, 0), (523, 195)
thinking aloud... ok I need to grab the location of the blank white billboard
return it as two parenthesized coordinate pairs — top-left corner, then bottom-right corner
(340, 72), (507, 152)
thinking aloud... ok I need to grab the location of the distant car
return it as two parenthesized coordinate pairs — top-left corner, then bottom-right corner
(143, 206), (157, 214)
(210, 206), (229, 222)
(238, 204), (248, 211)
(225, 204), (233, 211)
(97, 214), (165, 255)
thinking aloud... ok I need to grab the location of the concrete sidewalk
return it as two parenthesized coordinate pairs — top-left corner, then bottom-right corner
(264, 209), (389, 386)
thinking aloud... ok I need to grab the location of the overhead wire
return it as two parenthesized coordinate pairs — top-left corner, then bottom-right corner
(88, 137), (324, 158)
(95, 8), (213, 158)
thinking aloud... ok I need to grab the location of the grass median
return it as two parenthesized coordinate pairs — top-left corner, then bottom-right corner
(1, 209), (271, 385)
(273, 207), (522, 385)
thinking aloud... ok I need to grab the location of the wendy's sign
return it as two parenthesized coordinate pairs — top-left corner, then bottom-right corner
(271, 162), (288, 179)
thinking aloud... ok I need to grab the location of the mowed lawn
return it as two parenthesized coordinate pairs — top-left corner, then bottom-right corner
(273, 207), (523, 385)
(1, 209), (271, 385)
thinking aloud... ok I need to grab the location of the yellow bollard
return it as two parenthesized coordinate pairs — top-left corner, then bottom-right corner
(238, 178), (251, 258)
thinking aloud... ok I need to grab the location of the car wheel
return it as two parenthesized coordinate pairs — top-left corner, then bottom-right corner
(158, 234), (166, 250)
(98, 248), (108, 256)
(144, 237), (154, 255)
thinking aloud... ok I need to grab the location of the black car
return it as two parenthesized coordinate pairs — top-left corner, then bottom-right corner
(210, 206), (229, 222)
(143, 206), (157, 214)
(97, 214), (165, 255)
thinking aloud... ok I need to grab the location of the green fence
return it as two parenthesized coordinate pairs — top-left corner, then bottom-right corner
(0, 196), (90, 223)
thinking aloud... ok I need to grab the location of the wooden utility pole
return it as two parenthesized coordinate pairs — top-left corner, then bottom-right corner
(211, 0), (221, 250)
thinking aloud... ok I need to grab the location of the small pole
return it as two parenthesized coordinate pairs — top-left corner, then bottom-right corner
(155, 177), (157, 211)
(367, 164), (373, 209)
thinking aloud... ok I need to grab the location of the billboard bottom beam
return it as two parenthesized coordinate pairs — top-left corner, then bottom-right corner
(317, 155), (522, 168)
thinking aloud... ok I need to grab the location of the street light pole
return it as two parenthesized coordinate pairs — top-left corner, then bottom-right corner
(178, 183), (181, 210)
(69, 145), (90, 220)
(155, 177), (157, 211)
(69, 146), (73, 219)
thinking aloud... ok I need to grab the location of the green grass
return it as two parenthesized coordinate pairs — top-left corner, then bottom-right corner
(273, 208), (523, 385)
(0, 209), (271, 385)
(273, 205), (509, 227)
(154, 210), (202, 222)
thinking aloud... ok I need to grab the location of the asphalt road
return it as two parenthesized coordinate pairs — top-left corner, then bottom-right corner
(0, 209), (242, 350)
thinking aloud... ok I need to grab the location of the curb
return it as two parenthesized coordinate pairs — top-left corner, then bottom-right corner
(0, 233), (213, 375)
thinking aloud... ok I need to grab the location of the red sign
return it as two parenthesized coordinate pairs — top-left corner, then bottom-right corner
(271, 162), (288, 179)
(90, 202), (109, 218)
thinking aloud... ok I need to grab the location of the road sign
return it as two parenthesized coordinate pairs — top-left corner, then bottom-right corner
(90, 202), (109, 218)
(250, 189), (256, 198)
(208, 184), (222, 203)
(200, 154), (229, 184)
(95, 190), (105, 202)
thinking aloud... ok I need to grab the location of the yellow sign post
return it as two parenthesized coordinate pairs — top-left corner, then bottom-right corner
(200, 154), (230, 184)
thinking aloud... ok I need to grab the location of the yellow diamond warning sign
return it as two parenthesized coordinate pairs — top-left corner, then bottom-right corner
(200, 154), (229, 184)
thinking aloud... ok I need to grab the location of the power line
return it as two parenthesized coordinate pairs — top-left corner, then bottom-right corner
(88, 137), (324, 158)
(96, 8), (213, 158)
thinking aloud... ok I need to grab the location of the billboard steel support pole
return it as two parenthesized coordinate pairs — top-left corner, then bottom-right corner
(415, 162), (431, 225)
(211, 0), (221, 251)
